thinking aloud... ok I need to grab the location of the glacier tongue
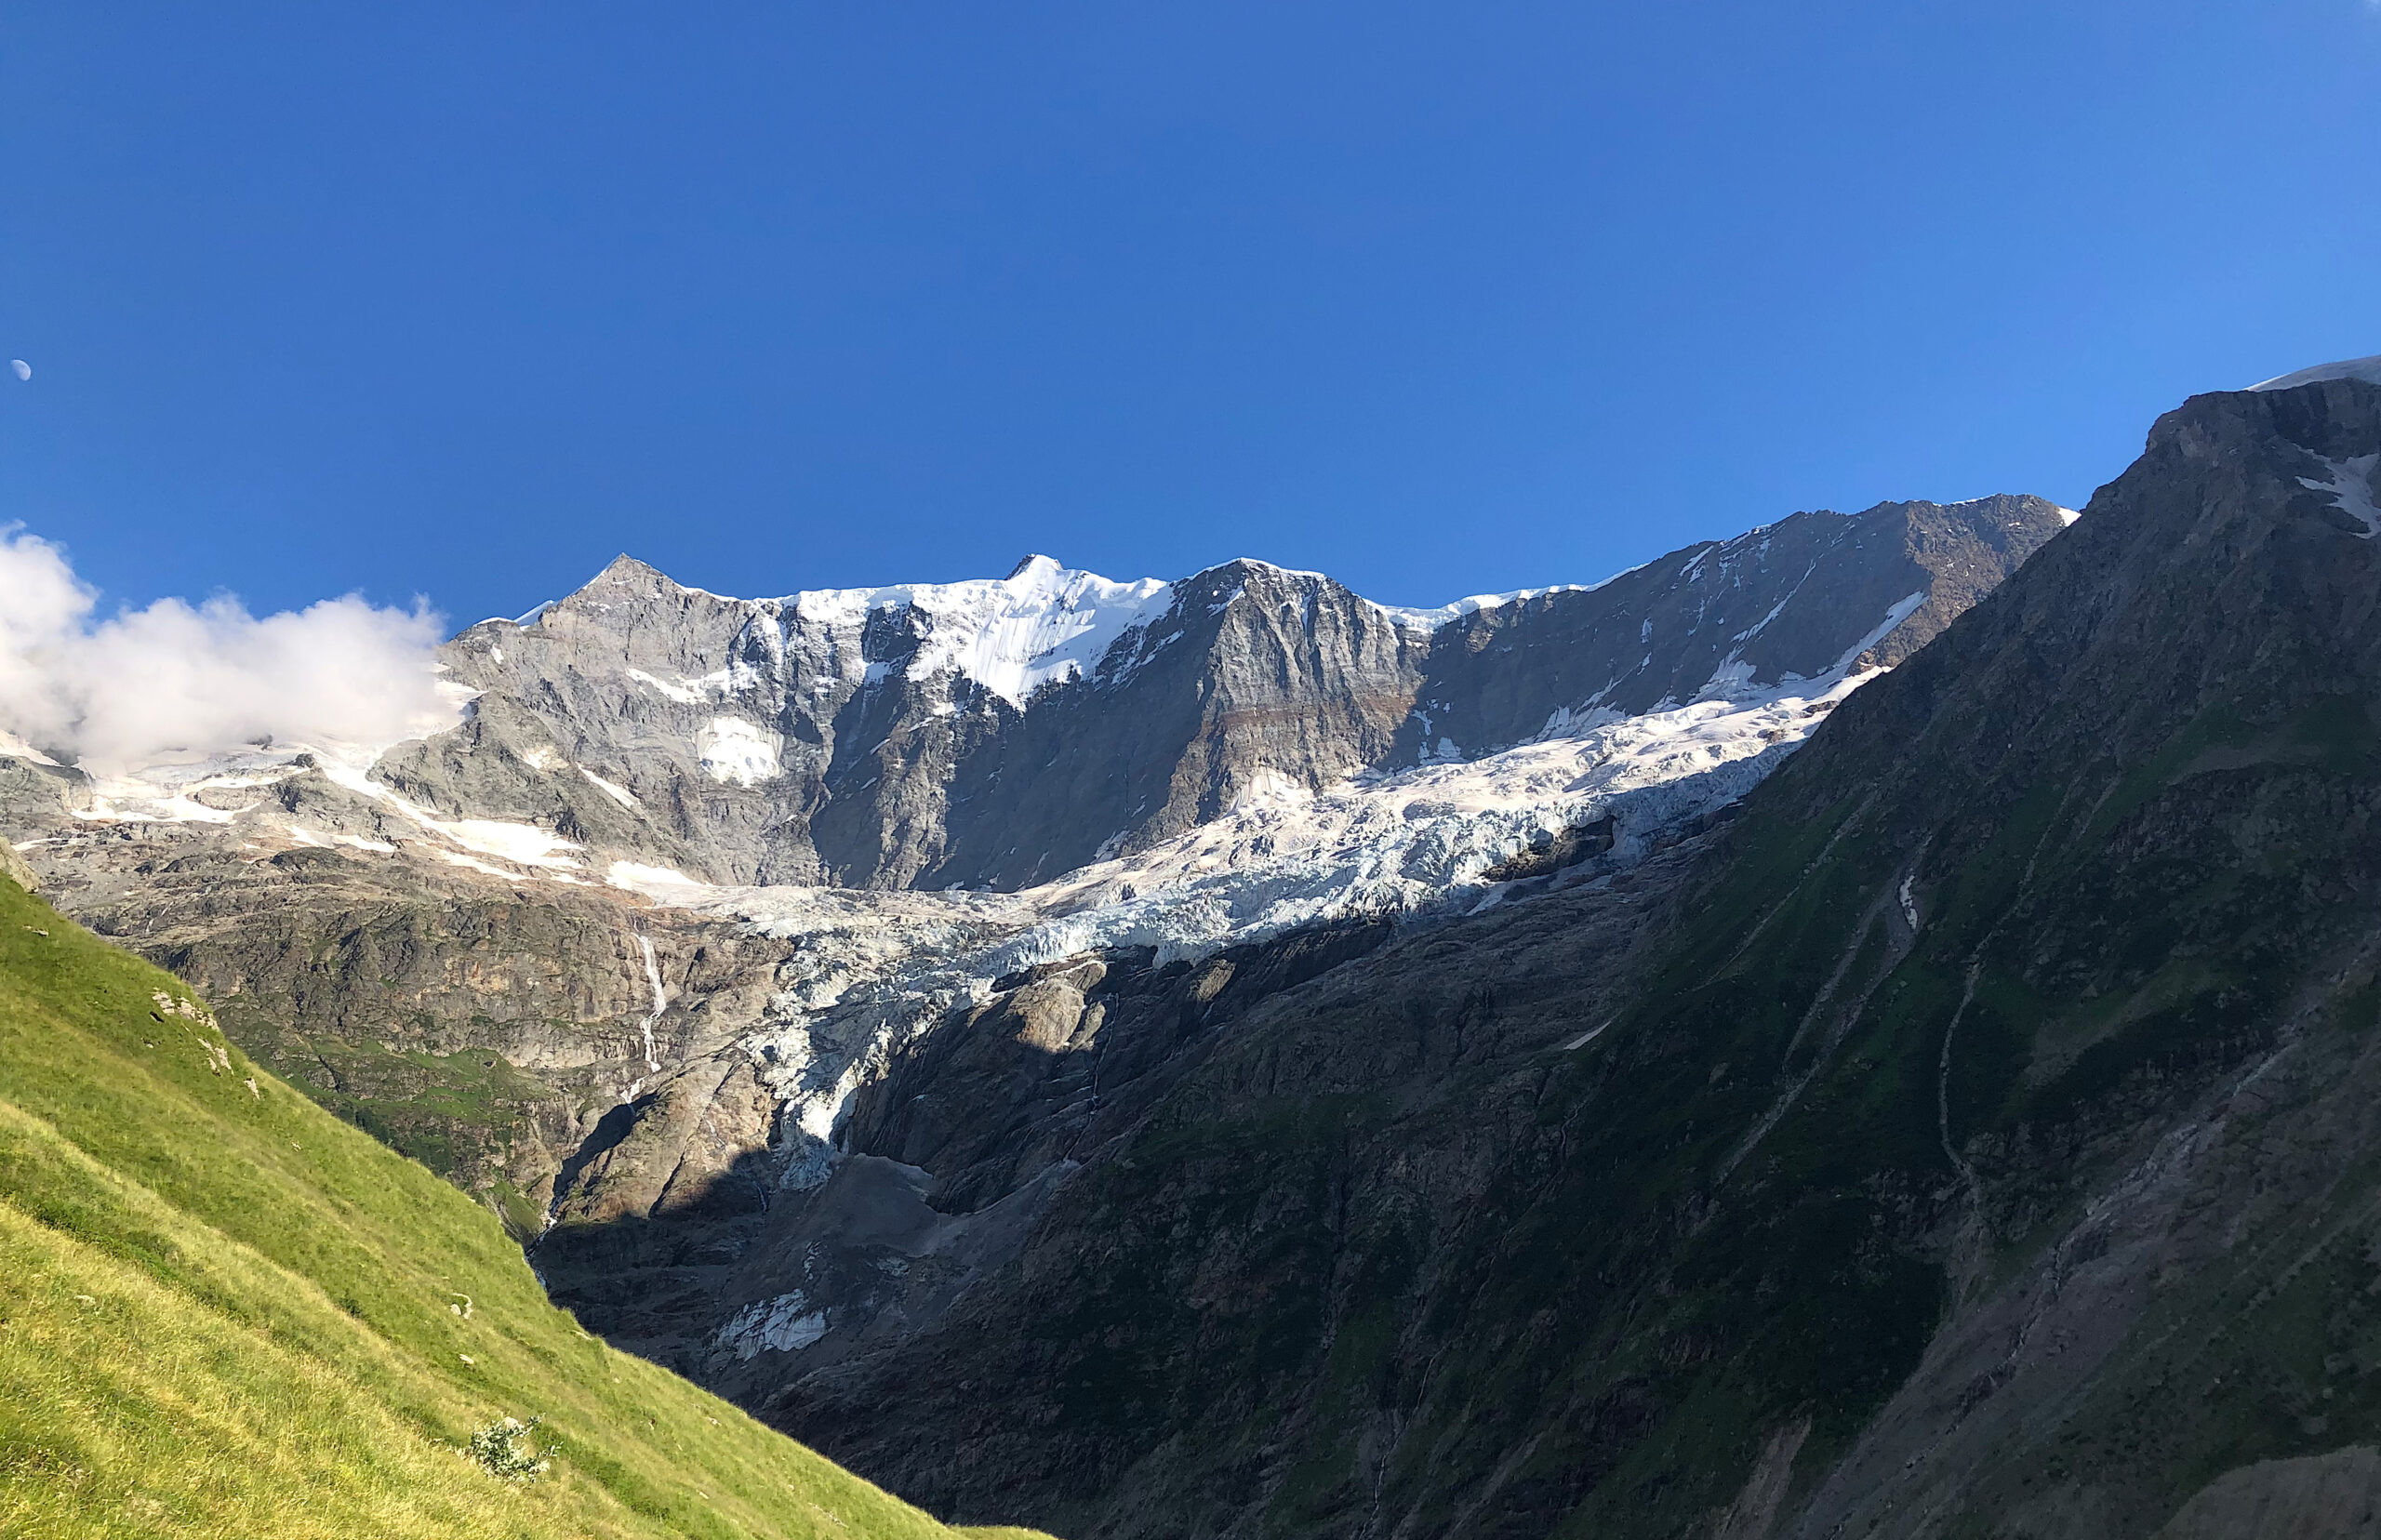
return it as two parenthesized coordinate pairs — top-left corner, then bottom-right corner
(600, 651), (1893, 1193)
(623, 654), (1888, 975)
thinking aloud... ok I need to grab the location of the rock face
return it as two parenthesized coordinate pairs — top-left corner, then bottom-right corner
(389, 498), (2068, 891)
(40, 832), (800, 1231)
(1390, 493), (2055, 762)
(745, 376), (2381, 1538)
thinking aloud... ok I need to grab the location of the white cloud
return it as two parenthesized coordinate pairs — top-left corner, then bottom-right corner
(0, 527), (458, 774)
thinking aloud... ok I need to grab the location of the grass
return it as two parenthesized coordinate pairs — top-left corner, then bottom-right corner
(0, 874), (1055, 1540)
(206, 989), (569, 1192)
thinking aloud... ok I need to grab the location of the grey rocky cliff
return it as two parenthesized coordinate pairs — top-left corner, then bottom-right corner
(27, 821), (795, 1230)
(1396, 494), (2063, 761)
(385, 497), (2068, 893)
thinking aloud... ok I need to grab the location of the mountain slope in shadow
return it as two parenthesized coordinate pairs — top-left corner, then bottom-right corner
(769, 377), (2381, 1539)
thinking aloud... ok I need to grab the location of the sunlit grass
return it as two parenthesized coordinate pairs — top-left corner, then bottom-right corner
(0, 875), (1052, 1539)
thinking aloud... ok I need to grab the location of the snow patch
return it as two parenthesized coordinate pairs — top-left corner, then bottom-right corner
(626, 669), (713, 705)
(788, 555), (1175, 708)
(433, 849), (526, 880)
(715, 1293), (829, 1360)
(313, 758), (582, 870)
(697, 718), (780, 786)
(1371, 563), (1644, 632)
(1827, 592), (1925, 676)
(580, 767), (639, 808)
(2300, 454), (2381, 538)
(609, 859), (705, 893)
(440, 817), (581, 868)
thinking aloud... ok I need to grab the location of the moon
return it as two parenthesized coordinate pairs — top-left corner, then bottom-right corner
(7, 361), (26, 381)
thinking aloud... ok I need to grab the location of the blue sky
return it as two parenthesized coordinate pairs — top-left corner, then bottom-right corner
(1, 3), (2375, 628)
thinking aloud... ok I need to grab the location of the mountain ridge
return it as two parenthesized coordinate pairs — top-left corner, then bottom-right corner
(379, 492), (2068, 891)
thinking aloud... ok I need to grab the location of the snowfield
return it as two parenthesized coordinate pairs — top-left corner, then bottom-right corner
(787, 553), (1177, 708)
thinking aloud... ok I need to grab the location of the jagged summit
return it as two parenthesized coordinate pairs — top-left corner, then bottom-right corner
(577, 551), (677, 592)
(28, 495), (2022, 896)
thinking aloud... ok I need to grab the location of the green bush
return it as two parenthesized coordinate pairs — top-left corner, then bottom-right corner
(464, 1416), (551, 1484)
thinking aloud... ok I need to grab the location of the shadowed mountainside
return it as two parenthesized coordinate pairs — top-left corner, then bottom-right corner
(753, 379), (2381, 1538)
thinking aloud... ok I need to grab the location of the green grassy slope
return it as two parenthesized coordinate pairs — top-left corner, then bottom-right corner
(0, 873), (1040, 1540)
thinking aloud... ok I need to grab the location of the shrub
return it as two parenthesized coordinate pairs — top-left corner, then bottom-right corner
(463, 1416), (551, 1483)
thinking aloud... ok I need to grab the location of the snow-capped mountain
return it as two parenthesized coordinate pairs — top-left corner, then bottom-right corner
(19, 360), (2381, 1540)
(318, 492), (2067, 896)
(0, 485), (2071, 1502)
(1, 493), (2068, 1195)
(752, 364), (2381, 1540)
(13, 493), (2067, 941)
